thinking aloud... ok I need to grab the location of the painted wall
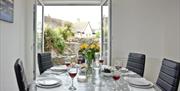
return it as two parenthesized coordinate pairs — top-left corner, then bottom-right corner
(25, 0), (34, 82)
(163, 0), (180, 61)
(25, 0), (180, 89)
(0, 0), (26, 91)
(1, 0), (180, 91)
(112, 0), (180, 90)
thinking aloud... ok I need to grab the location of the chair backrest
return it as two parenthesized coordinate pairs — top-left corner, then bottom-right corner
(78, 55), (85, 64)
(126, 53), (146, 77)
(38, 52), (53, 74)
(14, 59), (28, 91)
(156, 58), (180, 91)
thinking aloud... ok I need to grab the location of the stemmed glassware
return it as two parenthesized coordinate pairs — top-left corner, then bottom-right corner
(99, 59), (104, 72)
(114, 58), (123, 71)
(62, 58), (71, 86)
(68, 66), (78, 90)
(112, 70), (120, 91)
(64, 54), (71, 68)
(99, 59), (104, 65)
(65, 61), (71, 67)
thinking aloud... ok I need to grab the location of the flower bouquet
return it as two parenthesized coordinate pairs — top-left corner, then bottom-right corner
(79, 42), (100, 75)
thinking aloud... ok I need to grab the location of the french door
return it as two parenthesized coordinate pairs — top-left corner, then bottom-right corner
(101, 0), (112, 65)
(33, 0), (112, 80)
(33, 0), (44, 80)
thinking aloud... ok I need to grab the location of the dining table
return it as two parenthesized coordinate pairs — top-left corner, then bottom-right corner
(31, 65), (162, 91)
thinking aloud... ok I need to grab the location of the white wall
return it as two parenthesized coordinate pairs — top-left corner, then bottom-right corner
(25, 0), (34, 82)
(1, 0), (179, 91)
(163, 0), (180, 61)
(25, 0), (180, 88)
(112, 0), (180, 90)
(0, 0), (26, 91)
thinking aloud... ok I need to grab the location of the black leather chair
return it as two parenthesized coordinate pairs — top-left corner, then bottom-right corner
(126, 53), (146, 77)
(38, 52), (53, 74)
(156, 58), (180, 91)
(14, 59), (29, 91)
(78, 55), (85, 64)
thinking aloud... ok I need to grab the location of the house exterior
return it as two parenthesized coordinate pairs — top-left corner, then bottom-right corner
(73, 21), (96, 38)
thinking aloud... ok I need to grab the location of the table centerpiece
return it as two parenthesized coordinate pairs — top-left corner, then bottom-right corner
(79, 42), (100, 76)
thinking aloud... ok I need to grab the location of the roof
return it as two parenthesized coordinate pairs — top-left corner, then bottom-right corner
(73, 21), (95, 34)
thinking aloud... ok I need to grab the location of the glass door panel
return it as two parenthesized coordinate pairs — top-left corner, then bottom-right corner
(33, 0), (44, 80)
(101, 0), (111, 65)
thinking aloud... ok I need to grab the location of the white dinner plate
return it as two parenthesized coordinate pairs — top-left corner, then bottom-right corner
(36, 77), (62, 86)
(121, 71), (137, 76)
(50, 65), (67, 72)
(128, 78), (151, 86)
(36, 82), (61, 88)
(129, 82), (154, 89)
(125, 77), (152, 86)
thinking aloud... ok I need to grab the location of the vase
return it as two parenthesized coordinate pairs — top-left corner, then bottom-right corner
(84, 51), (95, 76)
(86, 59), (93, 76)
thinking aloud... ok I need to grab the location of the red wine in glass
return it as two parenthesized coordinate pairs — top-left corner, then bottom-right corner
(68, 67), (78, 90)
(113, 75), (120, 81)
(78, 59), (82, 64)
(99, 60), (104, 64)
(69, 72), (77, 78)
(65, 62), (71, 67)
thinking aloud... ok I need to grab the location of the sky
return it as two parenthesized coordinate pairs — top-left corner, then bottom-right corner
(44, 6), (108, 29)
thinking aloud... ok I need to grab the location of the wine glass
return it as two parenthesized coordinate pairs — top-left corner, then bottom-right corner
(112, 70), (120, 91)
(99, 59), (104, 64)
(114, 58), (123, 71)
(65, 61), (71, 67)
(68, 66), (78, 90)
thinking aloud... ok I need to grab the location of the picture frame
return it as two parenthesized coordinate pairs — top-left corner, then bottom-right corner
(0, 0), (14, 23)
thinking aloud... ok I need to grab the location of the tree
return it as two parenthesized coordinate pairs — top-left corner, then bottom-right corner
(44, 23), (75, 55)
(44, 26), (65, 54)
(57, 23), (74, 41)
(95, 31), (100, 38)
(44, 26), (56, 52)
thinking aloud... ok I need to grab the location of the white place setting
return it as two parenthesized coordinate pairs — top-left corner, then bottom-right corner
(32, 64), (161, 91)
(36, 77), (62, 88)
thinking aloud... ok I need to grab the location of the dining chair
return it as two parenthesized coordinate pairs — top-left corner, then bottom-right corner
(78, 55), (85, 64)
(38, 52), (53, 74)
(156, 58), (180, 91)
(126, 53), (146, 77)
(14, 58), (29, 91)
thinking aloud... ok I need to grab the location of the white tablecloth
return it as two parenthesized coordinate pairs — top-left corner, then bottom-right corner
(32, 67), (161, 91)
